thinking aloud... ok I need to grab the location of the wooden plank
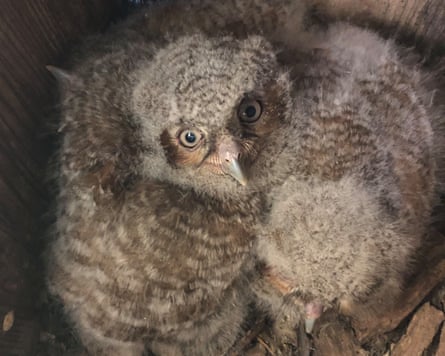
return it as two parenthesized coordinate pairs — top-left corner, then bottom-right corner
(392, 303), (444, 356)
(0, 0), (126, 328)
(436, 326), (445, 356)
(351, 230), (445, 342)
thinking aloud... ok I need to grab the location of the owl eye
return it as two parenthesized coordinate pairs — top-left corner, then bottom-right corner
(178, 129), (203, 149)
(238, 98), (262, 123)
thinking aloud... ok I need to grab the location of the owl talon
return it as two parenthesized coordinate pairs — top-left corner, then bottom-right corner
(304, 318), (316, 334)
(304, 302), (324, 333)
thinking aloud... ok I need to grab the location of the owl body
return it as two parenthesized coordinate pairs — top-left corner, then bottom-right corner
(46, 13), (298, 353)
(254, 23), (442, 327)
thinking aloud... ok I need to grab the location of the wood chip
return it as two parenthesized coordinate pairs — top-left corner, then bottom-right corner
(391, 303), (444, 356)
(353, 231), (445, 342)
(435, 325), (445, 356)
(2, 310), (14, 332)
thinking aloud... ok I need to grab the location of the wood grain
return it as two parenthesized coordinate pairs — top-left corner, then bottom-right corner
(392, 303), (444, 356)
(0, 0), (124, 326)
(351, 230), (445, 342)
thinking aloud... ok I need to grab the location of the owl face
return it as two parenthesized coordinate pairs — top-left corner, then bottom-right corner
(131, 34), (292, 196)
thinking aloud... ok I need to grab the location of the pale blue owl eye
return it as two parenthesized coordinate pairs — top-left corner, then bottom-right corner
(179, 129), (203, 149)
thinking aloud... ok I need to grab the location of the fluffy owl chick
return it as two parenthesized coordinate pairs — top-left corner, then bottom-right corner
(254, 23), (442, 332)
(47, 30), (297, 355)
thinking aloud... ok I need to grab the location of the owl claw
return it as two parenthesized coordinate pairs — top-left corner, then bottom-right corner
(304, 302), (324, 334)
(304, 318), (316, 334)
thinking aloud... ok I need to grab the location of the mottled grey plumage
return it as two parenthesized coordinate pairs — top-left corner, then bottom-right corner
(253, 23), (443, 335)
(45, 1), (308, 353)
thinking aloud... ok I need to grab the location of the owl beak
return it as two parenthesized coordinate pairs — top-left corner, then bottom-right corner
(218, 138), (247, 186)
(224, 158), (247, 186)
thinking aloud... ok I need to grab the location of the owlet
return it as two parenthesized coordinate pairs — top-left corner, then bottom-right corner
(253, 22), (443, 334)
(46, 9), (304, 355)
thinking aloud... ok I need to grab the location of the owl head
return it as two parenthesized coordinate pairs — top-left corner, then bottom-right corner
(131, 34), (294, 197)
(48, 33), (296, 199)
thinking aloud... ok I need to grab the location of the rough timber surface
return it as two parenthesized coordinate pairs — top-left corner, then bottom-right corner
(0, 1), (125, 355)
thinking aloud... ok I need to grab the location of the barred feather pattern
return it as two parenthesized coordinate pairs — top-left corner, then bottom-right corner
(48, 178), (261, 355)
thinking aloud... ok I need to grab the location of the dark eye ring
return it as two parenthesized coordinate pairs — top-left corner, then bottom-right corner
(178, 129), (203, 149)
(238, 98), (262, 123)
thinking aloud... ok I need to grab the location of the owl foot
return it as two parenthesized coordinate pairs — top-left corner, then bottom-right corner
(304, 301), (324, 333)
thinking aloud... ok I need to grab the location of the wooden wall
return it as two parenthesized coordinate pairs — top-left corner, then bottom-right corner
(0, 0), (125, 325)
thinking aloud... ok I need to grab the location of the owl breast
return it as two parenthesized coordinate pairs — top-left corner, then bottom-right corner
(49, 178), (258, 344)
